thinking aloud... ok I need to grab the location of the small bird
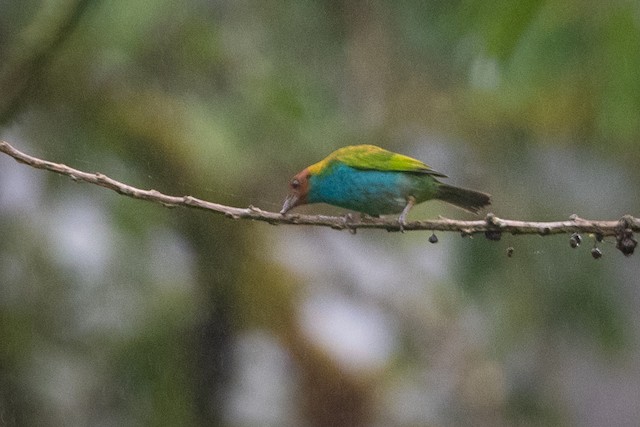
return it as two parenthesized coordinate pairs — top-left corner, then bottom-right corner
(281, 145), (490, 227)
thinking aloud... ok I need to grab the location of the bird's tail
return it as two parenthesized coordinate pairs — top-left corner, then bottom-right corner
(435, 183), (491, 214)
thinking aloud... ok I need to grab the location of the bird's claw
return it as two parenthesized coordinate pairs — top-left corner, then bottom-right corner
(343, 213), (357, 234)
(397, 196), (415, 233)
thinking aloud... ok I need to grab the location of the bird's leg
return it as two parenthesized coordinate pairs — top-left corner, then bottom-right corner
(398, 196), (416, 232)
(342, 212), (358, 234)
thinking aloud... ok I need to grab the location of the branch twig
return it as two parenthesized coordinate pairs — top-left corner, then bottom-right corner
(0, 140), (638, 254)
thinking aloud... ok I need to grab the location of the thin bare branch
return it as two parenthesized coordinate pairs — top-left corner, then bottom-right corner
(1, 140), (638, 248)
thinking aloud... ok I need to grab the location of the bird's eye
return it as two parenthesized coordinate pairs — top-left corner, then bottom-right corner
(291, 179), (300, 189)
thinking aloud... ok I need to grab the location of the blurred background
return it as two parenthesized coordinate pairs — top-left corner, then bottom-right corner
(1, 0), (640, 426)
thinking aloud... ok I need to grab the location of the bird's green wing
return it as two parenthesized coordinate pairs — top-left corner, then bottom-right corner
(331, 145), (447, 177)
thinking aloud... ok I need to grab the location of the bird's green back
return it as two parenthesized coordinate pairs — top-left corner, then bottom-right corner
(308, 145), (447, 177)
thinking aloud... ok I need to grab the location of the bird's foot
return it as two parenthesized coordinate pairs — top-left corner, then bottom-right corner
(397, 196), (416, 233)
(342, 213), (358, 234)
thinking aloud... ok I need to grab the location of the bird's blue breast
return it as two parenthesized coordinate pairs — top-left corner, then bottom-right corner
(307, 163), (414, 215)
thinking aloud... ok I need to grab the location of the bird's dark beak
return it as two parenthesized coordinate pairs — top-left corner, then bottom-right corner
(280, 194), (299, 214)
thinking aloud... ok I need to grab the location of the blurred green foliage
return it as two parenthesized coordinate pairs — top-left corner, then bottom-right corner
(1, 0), (639, 425)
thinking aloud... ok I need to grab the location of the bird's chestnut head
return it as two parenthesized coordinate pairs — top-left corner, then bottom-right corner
(280, 169), (311, 214)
